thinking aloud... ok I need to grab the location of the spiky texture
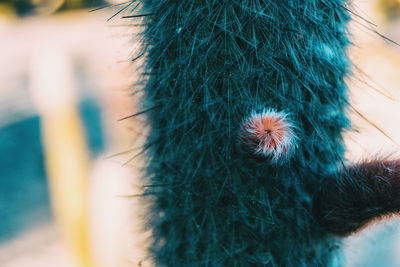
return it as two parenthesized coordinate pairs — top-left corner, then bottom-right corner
(132, 0), (400, 266)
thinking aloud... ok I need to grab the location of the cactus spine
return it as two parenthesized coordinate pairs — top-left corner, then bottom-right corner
(132, 1), (400, 266)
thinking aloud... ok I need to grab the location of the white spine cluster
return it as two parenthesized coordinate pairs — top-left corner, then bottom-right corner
(240, 108), (297, 162)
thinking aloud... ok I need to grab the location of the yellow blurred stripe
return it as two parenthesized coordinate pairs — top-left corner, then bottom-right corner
(41, 109), (91, 267)
(30, 44), (92, 267)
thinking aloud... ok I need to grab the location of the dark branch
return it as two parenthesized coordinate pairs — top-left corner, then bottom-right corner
(313, 160), (400, 236)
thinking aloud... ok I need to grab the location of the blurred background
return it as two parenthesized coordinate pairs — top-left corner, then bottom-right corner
(0, 0), (148, 266)
(0, 0), (400, 266)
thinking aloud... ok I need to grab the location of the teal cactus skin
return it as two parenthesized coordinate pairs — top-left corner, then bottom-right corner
(129, 0), (395, 266)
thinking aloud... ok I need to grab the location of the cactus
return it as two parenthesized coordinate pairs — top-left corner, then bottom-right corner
(129, 0), (400, 266)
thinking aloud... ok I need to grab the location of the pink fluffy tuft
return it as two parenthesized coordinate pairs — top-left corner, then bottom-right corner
(240, 109), (296, 162)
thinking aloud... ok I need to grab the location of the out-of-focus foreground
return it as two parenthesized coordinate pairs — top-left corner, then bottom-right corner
(0, 0), (400, 266)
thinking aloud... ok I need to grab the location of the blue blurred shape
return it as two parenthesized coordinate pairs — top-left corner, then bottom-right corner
(0, 98), (104, 244)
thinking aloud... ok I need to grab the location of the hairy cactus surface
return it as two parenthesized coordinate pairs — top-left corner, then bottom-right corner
(127, 0), (400, 266)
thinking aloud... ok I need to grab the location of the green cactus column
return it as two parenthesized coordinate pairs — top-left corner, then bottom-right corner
(137, 0), (352, 266)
